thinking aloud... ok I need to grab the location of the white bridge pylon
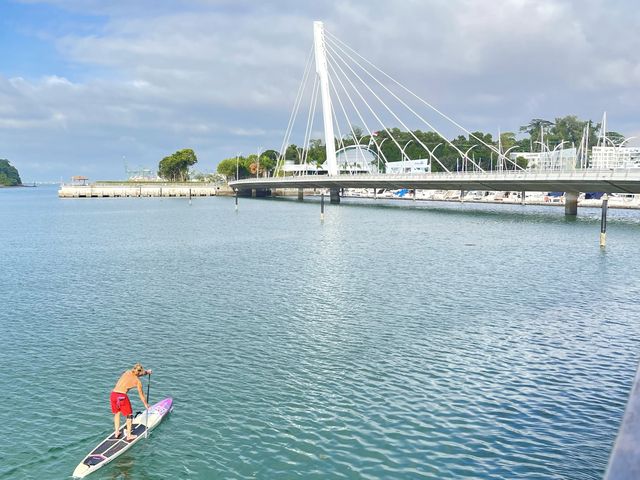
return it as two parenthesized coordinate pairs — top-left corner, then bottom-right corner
(313, 22), (338, 176)
(276, 22), (522, 177)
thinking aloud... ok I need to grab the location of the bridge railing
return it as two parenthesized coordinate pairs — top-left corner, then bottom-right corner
(245, 167), (639, 182)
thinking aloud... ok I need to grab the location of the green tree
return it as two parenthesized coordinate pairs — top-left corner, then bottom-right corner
(549, 115), (582, 147)
(217, 156), (247, 179)
(514, 156), (529, 169)
(606, 131), (626, 146)
(307, 139), (327, 167)
(261, 149), (279, 163)
(192, 172), (225, 183)
(285, 144), (300, 162)
(245, 154), (272, 176)
(158, 149), (198, 181)
(520, 119), (554, 147)
(345, 125), (364, 145)
(257, 154), (275, 174)
(500, 132), (517, 151)
(0, 159), (22, 186)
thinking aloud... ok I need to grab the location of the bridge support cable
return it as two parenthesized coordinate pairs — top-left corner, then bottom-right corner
(326, 45), (450, 172)
(327, 66), (389, 173)
(327, 61), (401, 170)
(325, 42), (455, 172)
(324, 48), (391, 169)
(326, 74), (364, 170)
(326, 37), (477, 172)
(276, 46), (314, 173)
(326, 65), (390, 169)
(301, 77), (320, 170)
(325, 50), (421, 171)
(275, 44), (315, 176)
(325, 31), (525, 171)
(330, 99), (347, 155)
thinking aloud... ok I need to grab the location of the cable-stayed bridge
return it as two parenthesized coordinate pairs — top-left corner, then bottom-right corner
(230, 169), (640, 212)
(229, 21), (640, 216)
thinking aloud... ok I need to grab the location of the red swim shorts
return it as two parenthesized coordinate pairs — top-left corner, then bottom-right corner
(110, 391), (132, 416)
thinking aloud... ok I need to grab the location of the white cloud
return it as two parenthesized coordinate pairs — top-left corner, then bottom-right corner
(44, 75), (74, 86)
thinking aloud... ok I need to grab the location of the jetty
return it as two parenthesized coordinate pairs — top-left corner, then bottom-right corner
(58, 181), (228, 198)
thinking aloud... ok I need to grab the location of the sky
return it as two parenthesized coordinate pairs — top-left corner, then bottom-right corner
(1, 0), (639, 181)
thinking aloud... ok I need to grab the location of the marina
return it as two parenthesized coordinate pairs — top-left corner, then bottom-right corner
(342, 188), (640, 209)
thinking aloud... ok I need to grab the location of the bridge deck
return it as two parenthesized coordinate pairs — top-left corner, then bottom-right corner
(229, 170), (640, 194)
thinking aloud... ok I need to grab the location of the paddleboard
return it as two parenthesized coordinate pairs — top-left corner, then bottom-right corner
(72, 397), (173, 478)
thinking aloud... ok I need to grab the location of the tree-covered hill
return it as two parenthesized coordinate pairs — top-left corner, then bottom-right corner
(0, 159), (22, 186)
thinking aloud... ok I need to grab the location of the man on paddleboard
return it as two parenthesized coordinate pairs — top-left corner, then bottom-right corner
(111, 363), (152, 440)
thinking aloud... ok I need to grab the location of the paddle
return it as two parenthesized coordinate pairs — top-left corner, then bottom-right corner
(145, 372), (151, 439)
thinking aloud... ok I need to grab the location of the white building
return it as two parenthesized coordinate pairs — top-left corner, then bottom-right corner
(510, 148), (577, 171)
(386, 158), (431, 174)
(591, 146), (640, 169)
(280, 161), (320, 174)
(329, 145), (380, 174)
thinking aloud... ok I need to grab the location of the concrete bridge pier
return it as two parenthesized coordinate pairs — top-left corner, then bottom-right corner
(330, 188), (340, 204)
(298, 188), (304, 201)
(565, 191), (578, 216)
(250, 188), (271, 198)
(521, 191), (526, 206)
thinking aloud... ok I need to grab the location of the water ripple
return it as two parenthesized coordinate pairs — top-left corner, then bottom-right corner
(1, 189), (639, 479)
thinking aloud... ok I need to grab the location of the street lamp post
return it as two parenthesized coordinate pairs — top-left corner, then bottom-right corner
(372, 137), (388, 172)
(615, 137), (638, 169)
(502, 146), (520, 170)
(296, 148), (304, 176)
(462, 145), (476, 172)
(616, 137), (638, 148)
(536, 141), (567, 170)
(551, 141), (568, 170)
(256, 147), (262, 178)
(401, 140), (414, 173)
(425, 142), (442, 173)
(534, 141), (554, 170)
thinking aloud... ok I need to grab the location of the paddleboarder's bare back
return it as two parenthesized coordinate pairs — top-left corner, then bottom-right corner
(110, 363), (152, 441)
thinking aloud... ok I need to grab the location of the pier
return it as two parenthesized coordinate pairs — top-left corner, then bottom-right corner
(58, 182), (227, 198)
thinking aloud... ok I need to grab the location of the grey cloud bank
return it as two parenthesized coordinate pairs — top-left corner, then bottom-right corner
(2, 0), (639, 180)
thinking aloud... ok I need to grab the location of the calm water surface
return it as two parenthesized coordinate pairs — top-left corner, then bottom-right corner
(1, 186), (640, 479)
